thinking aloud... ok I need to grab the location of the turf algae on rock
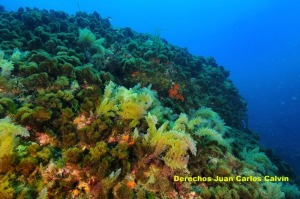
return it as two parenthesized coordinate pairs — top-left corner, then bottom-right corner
(0, 7), (299, 199)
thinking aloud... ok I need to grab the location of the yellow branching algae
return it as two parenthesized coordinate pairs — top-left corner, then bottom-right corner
(0, 117), (29, 158)
(0, 8), (299, 198)
(0, 81), (299, 198)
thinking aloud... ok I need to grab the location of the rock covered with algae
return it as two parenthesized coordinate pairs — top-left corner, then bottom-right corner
(0, 7), (299, 199)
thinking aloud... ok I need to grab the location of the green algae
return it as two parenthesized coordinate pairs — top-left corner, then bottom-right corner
(0, 7), (298, 199)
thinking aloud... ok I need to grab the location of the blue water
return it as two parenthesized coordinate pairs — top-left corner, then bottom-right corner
(3, 0), (300, 177)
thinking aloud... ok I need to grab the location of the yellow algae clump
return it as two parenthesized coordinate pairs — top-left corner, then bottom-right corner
(144, 113), (196, 169)
(96, 81), (119, 118)
(97, 81), (156, 127)
(0, 117), (29, 158)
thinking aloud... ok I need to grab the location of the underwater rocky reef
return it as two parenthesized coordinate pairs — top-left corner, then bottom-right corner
(0, 7), (299, 199)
